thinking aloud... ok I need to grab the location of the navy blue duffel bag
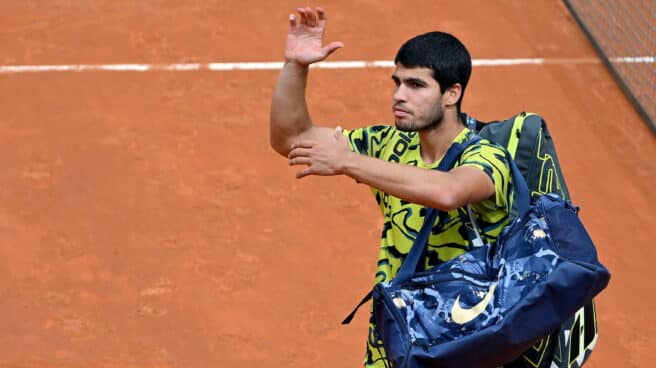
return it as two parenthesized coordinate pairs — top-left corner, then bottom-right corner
(344, 137), (611, 368)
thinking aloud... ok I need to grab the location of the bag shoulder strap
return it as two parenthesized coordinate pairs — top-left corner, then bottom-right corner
(393, 136), (482, 285)
(342, 131), (532, 324)
(396, 129), (533, 285)
(342, 134), (481, 325)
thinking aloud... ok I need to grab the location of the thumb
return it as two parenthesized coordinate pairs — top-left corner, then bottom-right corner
(334, 125), (344, 139)
(323, 41), (344, 58)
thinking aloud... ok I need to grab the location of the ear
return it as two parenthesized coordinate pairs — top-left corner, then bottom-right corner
(443, 83), (462, 108)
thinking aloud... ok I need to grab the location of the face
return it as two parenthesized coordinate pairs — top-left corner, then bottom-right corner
(391, 65), (444, 132)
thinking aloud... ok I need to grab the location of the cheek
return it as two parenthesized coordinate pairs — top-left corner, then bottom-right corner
(419, 95), (442, 115)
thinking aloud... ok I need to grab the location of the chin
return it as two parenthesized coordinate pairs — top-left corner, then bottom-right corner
(396, 125), (416, 132)
(395, 122), (409, 132)
(395, 120), (423, 132)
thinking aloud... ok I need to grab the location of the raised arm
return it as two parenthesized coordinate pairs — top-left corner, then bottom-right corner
(269, 7), (344, 157)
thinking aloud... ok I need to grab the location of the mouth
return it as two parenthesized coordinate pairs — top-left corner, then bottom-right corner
(393, 107), (410, 118)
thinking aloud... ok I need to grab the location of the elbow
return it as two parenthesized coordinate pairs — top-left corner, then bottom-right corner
(269, 120), (294, 157)
(269, 115), (306, 157)
(425, 185), (463, 212)
(441, 194), (462, 212)
(270, 134), (290, 157)
(269, 120), (313, 157)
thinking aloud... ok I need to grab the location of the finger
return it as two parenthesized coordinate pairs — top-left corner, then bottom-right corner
(290, 140), (316, 150)
(305, 7), (317, 26)
(289, 157), (312, 166)
(334, 125), (343, 139)
(323, 41), (344, 57)
(296, 167), (314, 179)
(288, 147), (313, 159)
(316, 7), (327, 21)
(297, 8), (308, 25)
(289, 13), (297, 28)
(288, 145), (314, 158)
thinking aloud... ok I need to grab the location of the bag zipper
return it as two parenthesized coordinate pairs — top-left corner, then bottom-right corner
(400, 269), (492, 289)
(376, 284), (412, 344)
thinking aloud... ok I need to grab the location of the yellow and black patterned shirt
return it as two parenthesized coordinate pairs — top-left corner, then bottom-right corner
(344, 125), (513, 367)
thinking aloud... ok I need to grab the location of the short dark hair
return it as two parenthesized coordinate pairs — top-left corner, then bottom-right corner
(394, 32), (472, 113)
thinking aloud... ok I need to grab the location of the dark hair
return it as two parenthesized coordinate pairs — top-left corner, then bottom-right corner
(394, 32), (472, 113)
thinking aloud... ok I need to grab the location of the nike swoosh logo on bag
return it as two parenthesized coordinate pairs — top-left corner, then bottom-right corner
(451, 283), (497, 324)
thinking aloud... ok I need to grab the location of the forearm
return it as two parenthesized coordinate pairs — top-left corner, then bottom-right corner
(342, 153), (460, 211)
(270, 62), (313, 156)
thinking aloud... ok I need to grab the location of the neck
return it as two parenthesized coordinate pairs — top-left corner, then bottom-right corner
(418, 113), (465, 164)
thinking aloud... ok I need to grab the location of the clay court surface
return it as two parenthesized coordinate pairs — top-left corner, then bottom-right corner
(1, 1), (655, 367)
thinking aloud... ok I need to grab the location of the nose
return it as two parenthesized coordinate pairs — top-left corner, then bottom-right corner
(393, 85), (406, 104)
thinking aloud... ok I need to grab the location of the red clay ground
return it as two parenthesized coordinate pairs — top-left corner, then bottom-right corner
(0, 1), (654, 367)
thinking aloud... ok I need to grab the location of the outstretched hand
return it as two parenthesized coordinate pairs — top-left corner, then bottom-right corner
(288, 126), (351, 178)
(285, 7), (344, 66)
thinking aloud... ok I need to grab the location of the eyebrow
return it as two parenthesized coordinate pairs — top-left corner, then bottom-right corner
(391, 75), (428, 86)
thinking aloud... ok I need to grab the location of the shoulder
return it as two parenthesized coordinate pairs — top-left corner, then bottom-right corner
(345, 125), (418, 159)
(459, 135), (512, 205)
(459, 136), (511, 171)
(345, 124), (405, 141)
(463, 136), (509, 158)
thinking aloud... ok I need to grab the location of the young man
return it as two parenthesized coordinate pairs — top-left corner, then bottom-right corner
(270, 7), (538, 367)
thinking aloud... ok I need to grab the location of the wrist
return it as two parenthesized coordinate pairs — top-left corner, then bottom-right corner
(340, 151), (359, 176)
(284, 59), (311, 70)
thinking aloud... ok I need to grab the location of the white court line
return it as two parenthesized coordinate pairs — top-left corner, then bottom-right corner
(0, 56), (652, 74)
(610, 56), (655, 63)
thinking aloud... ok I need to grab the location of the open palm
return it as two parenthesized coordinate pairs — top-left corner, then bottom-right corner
(285, 7), (343, 66)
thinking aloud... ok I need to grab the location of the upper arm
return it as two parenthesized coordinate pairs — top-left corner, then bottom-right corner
(454, 142), (512, 209)
(273, 124), (394, 158)
(343, 125), (395, 158)
(271, 125), (337, 157)
(446, 166), (497, 208)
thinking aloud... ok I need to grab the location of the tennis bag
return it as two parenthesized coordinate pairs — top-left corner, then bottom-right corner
(466, 112), (570, 213)
(343, 135), (611, 368)
(468, 112), (600, 368)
